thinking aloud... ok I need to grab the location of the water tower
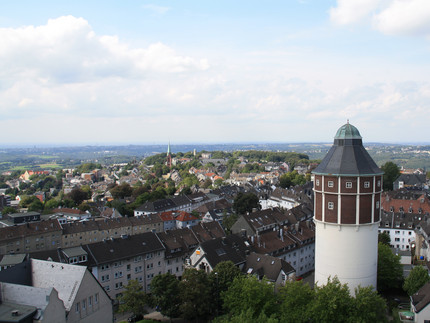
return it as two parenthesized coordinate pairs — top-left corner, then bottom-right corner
(313, 122), (383, 292)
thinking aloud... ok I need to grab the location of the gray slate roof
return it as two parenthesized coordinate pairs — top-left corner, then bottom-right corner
(313, 123), (382, 176)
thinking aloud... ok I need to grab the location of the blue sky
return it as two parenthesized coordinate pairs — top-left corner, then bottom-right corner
(1, 0), (430, 145)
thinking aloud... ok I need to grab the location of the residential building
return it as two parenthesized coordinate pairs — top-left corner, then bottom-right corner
(0, 219), (62, 254)
(411, 282), (430, 323)
(0, 258), (113, 323)
(188, 234), (252, 273)
(244, 252), (296, 289)
(378, 210), (420, 251)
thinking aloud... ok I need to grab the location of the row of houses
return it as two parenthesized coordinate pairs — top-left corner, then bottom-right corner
(0, 208), (203, 255)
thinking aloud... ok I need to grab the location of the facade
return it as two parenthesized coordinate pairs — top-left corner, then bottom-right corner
(313, 122), (383, 292)
(0, 219), (62, 255)
(378, 210), (419, 251)
(84, 232), (165, 299)
(411, 282), (430, 323)
(244, 252), (296, 290)
(0, 259), (113, 323)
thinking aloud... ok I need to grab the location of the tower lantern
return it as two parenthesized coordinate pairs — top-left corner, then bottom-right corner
(313, 122), (383, 292)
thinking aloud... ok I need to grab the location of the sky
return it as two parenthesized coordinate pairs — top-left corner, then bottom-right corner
(1, 0), (430, 145)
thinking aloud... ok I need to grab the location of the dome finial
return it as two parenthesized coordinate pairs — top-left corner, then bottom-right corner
(347, 119), (349, 124)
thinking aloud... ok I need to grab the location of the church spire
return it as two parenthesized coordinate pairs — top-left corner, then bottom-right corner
(166, 141), (172, 168)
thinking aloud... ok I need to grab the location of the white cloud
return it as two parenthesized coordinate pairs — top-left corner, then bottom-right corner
(373, 0), (430, 36)
(0, 15), (429, 144)
(329, 0), (381, 25)
(330, 0), (430, 37)
(142, 4), (171, 15)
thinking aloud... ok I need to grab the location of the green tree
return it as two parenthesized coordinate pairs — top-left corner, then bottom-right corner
(278, 280), (314, 323)
(28, 199), (43, 212)
(233, 192), (260, 215)
(179, 269), (212, 320)
(381, 162), (400, 191)
(377, 242), (403, 292)
(311, 277), (353, 323)
(403, 266), (430, 296)
(378, 232), (391, 246)
(279, 171), (307, 189)
(209, 261), (242, 315)
(110, 183), (133, 199)
(353, 285), (388, 323)
(118, 279), (148, 315)
(223, 213), (238, 233)
(214, 309), (279, 323)
(19, 195), (39, 208)
(150, 273), (181, 318)
(222, 275), (278, 319)
(67, 188), (88, 206)
(45, 199), (59, 210)
(1, 206), (16, 215)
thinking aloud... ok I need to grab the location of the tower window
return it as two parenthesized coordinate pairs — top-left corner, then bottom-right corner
(327, 181), (334, 188)
(328, 202), (334, 210)
(377, 180), (381, 187)
(316, 179), (320, 186)
(364, 181), (370, 188)
(346, 182), (352, 188)
(376, 201), (380, 209)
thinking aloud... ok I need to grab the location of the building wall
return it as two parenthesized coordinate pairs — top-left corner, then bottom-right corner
(277, 242), (315, 277)
(42, 289), (67, 323)
(93, 250), (165, 300)
(0, 229), (62, 255)
(68, 271), (113, 323)
(314, 221), (378, 292)
(378, 228), (415, 251)
(414, 304), (430, 323)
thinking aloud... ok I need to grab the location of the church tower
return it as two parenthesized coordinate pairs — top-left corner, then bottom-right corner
(313, 122), (383, 292)
(166, 142), (172, 168)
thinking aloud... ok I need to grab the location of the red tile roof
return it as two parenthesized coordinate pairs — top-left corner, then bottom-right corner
(176, 211), (198, 222)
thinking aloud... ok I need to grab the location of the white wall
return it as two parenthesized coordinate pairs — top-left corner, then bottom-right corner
(315, 220), (378, 294)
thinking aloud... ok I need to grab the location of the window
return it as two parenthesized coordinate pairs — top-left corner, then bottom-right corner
(376, 201), (380, 209)
(316, 179), (320, 186)
(89, 296), (92, 306)
(95, 293), (99, 304)
(328, 202), (334, 210)
(328, 181), (334, 188)
(395, 238), (400, 242)
(82, 299), (86, 310)
(114, 271), (123, 279)
(135, 266), (143, 273)
(377, 180), (381, 187)
(346, 182), (352, 188)
(76, 303), (80, 313)
(127, 264), (131, 271)
(364, 181), (370, 188)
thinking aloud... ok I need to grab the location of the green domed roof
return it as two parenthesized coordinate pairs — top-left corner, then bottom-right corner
(334, 122), (362, 140)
